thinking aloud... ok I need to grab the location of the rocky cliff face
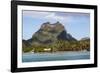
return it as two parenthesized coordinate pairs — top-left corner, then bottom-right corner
(27, 21), (76, 45)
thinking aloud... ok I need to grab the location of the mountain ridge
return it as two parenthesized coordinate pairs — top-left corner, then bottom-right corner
(27, 21), (76, 45)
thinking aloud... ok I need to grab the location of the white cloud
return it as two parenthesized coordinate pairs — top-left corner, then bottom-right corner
(23, 10), (89, 25)
(44, 13), (66, 22)
(23, 10), (68, 24)
(23, 11), (66, 20)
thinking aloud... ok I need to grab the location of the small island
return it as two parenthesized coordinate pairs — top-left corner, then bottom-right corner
(22, 22), (90, 53)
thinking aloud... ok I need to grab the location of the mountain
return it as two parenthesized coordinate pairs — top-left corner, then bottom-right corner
(27, 21), (76, 45)
(80, 37), (90, 41)
(22, 40), (31, 48)
(22, 40), (32, 52)
(22, 22), (90, 52)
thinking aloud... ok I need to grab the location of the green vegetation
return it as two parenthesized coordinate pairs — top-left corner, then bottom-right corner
(23, 39), (90, 53)
(55, 39), (90, 51)
(23, 47), (33, 52)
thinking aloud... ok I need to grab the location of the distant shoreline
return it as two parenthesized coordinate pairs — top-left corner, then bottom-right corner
(23, 50), (89, 54)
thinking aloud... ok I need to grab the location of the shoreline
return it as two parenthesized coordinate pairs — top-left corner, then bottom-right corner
(23, 50), (90, 54)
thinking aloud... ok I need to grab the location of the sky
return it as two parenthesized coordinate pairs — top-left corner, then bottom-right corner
(22, 10), (90, 40)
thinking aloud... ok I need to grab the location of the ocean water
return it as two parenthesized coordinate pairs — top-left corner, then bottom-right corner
(22, 51), (90, 62)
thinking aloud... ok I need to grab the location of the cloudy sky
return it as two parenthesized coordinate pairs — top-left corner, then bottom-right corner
(22, 10), (90, 40)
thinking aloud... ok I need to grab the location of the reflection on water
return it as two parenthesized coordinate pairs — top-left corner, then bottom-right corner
(22, 51), (90, 62)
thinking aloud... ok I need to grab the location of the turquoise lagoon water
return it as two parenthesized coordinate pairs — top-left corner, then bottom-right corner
(22, 51), (90, 62)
